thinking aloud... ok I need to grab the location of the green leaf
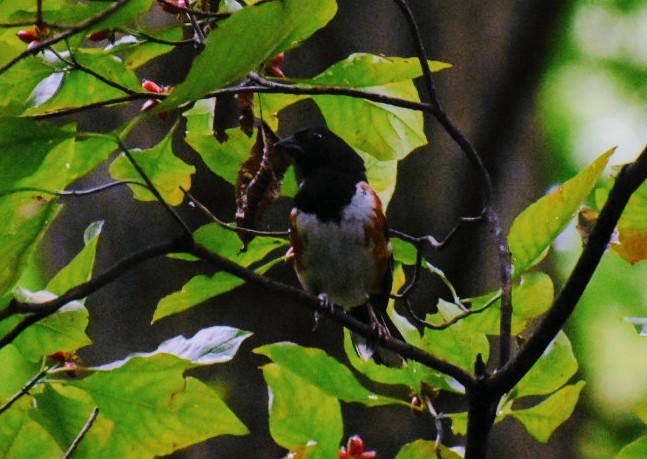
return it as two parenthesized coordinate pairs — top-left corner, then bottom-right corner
(184, 99), (255, 186)
(94, 326), (252, 370)
(463, 272), (554, 335)
(602, 178), (647, 264)
(154, 255), (282, 322)
(262, 363), (342, 459)
(255, 342), (404, 407)
(511, 381), (586, 443)
(162, 0), (338, 108)
(30, 384), (98, 454)
(0, 195), (60, 298)
(24, 50), (141, 115)
(512, 331), (578, 399)
(446, 411), (468, 436)
(109, 27), (185, 70)
(154, 223), (287, 321)
(9, 0), (156, 30)
(392, 238), (418, 265)
(0, 398), (62, 459)
(183, 99), (298, 197)
(194, 222), (287, 264)
(421, 300), (490, 372)
(0, 345), (40, 400)
(47, 221), (103, 296)
(508, 148), (614, 274)
(69, 354), (248, 456)
(10, 291), (90, 362)
(615, 436), (647, 459)
(109, 127), (196, 205)
(395, 439), (463, 459)
(0, 55), (55, 116)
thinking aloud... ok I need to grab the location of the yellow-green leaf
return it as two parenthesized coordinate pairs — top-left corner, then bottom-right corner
(509, 148), (614, 275)
(109, 128), (195, 206)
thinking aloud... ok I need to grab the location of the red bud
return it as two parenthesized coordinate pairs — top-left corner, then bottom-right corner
(347, 436), (364, 456)
(142, 80), (163, 93)
(17, 29), (38, 44)
(88, 29), (111, 41)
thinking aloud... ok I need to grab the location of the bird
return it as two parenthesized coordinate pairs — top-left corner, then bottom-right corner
(276, 127), (405, 367)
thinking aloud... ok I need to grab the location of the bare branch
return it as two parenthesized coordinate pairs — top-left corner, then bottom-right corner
(0, 366), (48, 416)
(63, 408), (100, 459)
(391, 0), (514, 366)
(181, 187), (289, 238)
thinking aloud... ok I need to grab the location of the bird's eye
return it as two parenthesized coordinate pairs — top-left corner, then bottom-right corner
(313, 132), (323, 140)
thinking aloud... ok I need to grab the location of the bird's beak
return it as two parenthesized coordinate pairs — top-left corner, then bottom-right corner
(275, 135), (303, 157)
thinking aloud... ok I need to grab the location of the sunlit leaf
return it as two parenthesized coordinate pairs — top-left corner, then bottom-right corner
(0, 397), (62, 458)
(154, 255), (283, 322)
(69, 354), (248, 456)
(108, 26), (185, 69)
(24, 50), (141, 115)
(255, 342), (404, 407)
(10, 292), (90, 362)
(512, 331), (578, 399)
(446, 411), (468, 436)
(262, 363), (342, 459)
(421, 300), (490, 372)
(47, 221), (103, 296)
(162, 0), (338, 108)
(509, 148), (614, 275)
(597, 179), (647, 264)
(0, 344), (40, 400)
(511, 381), (586, 443)
(462, 272), (554, 335)
(109, 127), (195, 206)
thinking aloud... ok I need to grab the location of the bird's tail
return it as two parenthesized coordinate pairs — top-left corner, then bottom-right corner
(349, 305), (406, 368)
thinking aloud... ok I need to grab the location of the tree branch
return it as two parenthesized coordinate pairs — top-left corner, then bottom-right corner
(489, 146), (647, 396)
(391, 0), (514, 367)
(62, 407), (100, 459)
(190, 242), (477, 389)
(0, 239), (187, 352)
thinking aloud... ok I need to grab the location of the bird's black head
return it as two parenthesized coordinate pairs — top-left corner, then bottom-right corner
(276, 128), (367, 181)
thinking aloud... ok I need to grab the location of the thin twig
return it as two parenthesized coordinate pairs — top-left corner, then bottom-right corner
(181, 187), (289, 238)
(2, 181), (149, 198)
(62, 407), (100, 459)
(392, 0), (514, 366)
(0, 366), (48, 416)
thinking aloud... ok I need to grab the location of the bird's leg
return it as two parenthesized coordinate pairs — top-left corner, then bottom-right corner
(313, 293), (334, 331)
(367, 306), (389, 340)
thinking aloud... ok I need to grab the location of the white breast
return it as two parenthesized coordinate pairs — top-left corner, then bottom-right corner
(294, 183), (378, 309)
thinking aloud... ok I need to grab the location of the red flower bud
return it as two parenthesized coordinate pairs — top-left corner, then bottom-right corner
(17, 29), (38, 44)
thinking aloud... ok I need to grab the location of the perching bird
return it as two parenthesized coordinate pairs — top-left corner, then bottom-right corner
(276, 128), (405, 367)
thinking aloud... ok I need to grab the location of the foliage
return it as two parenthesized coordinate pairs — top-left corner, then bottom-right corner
(0, 1), (645, 458)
